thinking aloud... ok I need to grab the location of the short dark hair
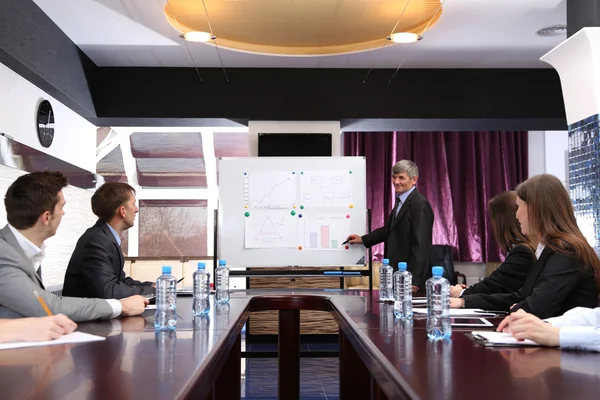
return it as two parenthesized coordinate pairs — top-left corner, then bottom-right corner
(4, 171), (68, 229)
(92, 182), (136, 221)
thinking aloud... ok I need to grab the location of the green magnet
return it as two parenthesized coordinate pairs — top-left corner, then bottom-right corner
(300, 205), (304, 209)
(291, 210), (296, 216)
(244, 212), (250, 217)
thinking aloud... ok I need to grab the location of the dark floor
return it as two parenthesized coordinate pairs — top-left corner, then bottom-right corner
(241, 341), (340, 400)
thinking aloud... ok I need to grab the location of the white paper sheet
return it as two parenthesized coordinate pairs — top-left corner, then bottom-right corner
(302, 212), (351, 250)
(471, 331), (539, 346)
(412, 299), (427, 304)
(301, 171), (353, 207)
(245, 209), (299, 248)
(245, 171), (296, 208)
(145, 305), (157, 310)
(0, 331), (105, 351)
(412, 308), (496, 316)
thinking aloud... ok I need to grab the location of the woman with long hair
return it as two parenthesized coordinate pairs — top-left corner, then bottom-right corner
(449, 191), (536, 301)
(451, 174), (599, 319)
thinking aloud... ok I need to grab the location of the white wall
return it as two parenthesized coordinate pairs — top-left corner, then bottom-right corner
(0, 62), (97, 173)
(248, 121), (341, 156)
(528, 130), (569, 183)
(0, 164), (97, 287)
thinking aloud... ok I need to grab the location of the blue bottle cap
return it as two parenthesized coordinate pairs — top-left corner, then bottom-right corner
(162, 265), (172, 274)
(432, 266), (444, 276)
(219, 259), (226, 266)
(398, 262), (407, 271)
(197, 262), (205, 270)
(382, 258), (389, 265)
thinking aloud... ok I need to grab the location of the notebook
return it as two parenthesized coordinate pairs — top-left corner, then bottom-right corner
(0, 331), (105, 351)
(469, 331), (540, 347)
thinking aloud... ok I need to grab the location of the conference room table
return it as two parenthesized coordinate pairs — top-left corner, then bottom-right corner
(1, 289), (599, 400)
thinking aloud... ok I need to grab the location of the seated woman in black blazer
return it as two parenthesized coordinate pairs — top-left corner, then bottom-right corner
(449, 191), (536, 299)
(450, 174), (600, 319)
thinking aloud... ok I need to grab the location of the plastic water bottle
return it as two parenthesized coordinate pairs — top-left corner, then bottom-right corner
(393, 262), (413, 319)
(379, 258), (394, 302)
(426, 266), (451, 340)
(155, 265), (177, 331)
(215, 259), (230, 304)
(193, 262), (210, 316)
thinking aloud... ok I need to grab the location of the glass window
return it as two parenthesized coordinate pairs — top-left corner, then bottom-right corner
(138, 200), (208, 257)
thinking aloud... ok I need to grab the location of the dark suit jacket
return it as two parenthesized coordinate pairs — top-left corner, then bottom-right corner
(462, 245), (534, 296)
(63, 220), (155, 299)
(361, 188), (434, 289)
(463, 247), (599, 318)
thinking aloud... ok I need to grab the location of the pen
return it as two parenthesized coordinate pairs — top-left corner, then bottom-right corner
(34, 290), (53, 316)
(475, 310), (508, 315)
(177, 277), (185, 284)
(342, 239), (350, 245)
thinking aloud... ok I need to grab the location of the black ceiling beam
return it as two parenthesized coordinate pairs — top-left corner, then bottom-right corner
(567, 0), (600, 37)
(89, 67), (566, 128)
(0, 0), (97, 118)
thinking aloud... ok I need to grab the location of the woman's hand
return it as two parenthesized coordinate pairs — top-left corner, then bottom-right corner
(497, 310), (560, 346)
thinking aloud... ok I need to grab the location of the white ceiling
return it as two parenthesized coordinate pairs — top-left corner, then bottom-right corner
(33, 0), (566, 68)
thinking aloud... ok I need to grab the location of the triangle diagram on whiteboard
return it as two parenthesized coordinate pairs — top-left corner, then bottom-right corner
(256, 217), (282, 239)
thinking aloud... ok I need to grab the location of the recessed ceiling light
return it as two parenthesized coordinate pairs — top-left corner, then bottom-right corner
(180, 31), (216, 42)
(536, 25), (567, 37)
(387, 32), (423, 44)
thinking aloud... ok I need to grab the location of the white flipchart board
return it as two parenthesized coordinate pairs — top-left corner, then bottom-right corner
(218, 157), (367, 267)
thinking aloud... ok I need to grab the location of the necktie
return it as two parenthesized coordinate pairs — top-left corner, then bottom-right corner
(394, 195), (402, 217)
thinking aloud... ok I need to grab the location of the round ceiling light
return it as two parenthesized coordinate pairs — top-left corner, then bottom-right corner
(180, 31), (216, 42)
(387, 32), (423, 44)
(536, 25), (567, 37)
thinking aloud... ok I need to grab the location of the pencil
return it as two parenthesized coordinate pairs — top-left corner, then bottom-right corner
(33, 290), (53, 316)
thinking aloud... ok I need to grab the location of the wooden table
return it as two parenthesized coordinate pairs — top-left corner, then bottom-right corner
(0, 289), (598, 400)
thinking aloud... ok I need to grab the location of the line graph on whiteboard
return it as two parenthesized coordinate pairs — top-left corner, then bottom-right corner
(244, 172), (296, 208)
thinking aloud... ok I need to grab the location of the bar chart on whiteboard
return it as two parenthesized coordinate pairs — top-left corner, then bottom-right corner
(302, 213), (351, 251)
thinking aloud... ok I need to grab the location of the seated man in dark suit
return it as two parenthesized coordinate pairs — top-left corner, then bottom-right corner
(63, 182), (155, 299)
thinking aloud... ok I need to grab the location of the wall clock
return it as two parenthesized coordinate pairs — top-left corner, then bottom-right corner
(37, 100), (54, 148)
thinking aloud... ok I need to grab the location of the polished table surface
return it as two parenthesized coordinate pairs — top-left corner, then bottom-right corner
(0, 289), (599, 400)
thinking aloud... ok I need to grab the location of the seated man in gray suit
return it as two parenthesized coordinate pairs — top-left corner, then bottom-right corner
(63, 182), (155, 299)
(0, 171), (148, 322)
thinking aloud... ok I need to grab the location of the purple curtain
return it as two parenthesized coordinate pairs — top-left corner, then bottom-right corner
(344, 131), (528, 262)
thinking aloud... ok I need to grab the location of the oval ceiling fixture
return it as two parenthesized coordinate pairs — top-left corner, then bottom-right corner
(180, 31), (216, 42)
(164, 0), (442, 56)
(536, 25), (567, 37)
(387, 32), (423, 44)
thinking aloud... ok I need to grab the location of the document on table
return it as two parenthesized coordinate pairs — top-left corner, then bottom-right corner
(0, 331), (105, 351)
(145, 305), (157, 310)
(412, 308), (496, 316)
(470, 331), (540, 347)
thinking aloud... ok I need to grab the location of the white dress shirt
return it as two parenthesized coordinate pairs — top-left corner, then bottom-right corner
(535, 242), (545, 260)
(545, 307), (600, 352)
(7, 224), (122, 318)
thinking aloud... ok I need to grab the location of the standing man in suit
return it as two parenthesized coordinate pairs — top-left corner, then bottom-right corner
(346, 160), (434, 289)
(0, 171), (148, 322)
(63, 182), (155, 299)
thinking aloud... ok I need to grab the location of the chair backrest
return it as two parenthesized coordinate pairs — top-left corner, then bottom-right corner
(427, 245), (457, 285)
